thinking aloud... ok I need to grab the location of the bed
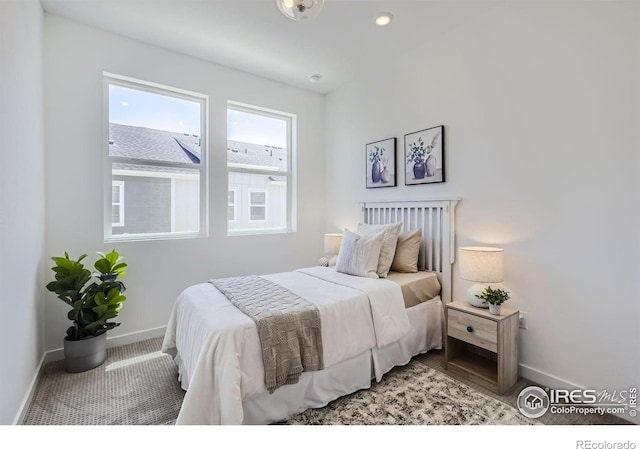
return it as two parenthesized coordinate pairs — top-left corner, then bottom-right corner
(162, 199), (459, 425)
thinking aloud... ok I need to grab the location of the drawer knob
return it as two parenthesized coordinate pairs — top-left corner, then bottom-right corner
(466, 326), (473, 333)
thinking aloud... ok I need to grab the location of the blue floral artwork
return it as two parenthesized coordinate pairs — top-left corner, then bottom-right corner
(366, 138), (396, 189)
(404, 126), (445, 185)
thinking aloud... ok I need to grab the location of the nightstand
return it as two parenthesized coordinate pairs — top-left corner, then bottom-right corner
(445, 300), (519, 395)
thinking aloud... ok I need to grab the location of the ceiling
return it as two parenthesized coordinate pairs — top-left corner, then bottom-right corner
(41, 0), (500, 94)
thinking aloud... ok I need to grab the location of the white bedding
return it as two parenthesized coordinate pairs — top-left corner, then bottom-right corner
(161, 266), (411, 425)
(242, 296), (443, 424)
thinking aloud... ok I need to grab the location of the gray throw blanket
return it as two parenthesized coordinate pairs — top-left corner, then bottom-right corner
(210, 276), (324, 393)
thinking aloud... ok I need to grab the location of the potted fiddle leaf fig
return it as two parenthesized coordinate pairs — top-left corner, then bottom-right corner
(46, 250), (127, 373)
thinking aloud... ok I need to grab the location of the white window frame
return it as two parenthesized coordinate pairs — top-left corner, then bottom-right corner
(248, 189), (268, 222)
(227, 101), (296, 236)
(111, 180), (125, 227)
(103, 73), (209, 242)
(228, 187), (237, 223)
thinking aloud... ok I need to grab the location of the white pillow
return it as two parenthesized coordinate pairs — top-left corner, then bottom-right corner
(335, 228), (385, 278)
(357, 222), (402, 278)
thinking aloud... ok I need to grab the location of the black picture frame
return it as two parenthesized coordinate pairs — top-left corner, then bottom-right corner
(365, 137), (396, 189)
(404, 125), (445, 185)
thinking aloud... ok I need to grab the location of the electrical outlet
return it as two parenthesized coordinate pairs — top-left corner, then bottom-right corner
(519, 311), (528, 330)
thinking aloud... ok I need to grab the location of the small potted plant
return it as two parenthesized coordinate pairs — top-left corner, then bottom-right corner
(475, 285), (510, 315)
(46, 250), (127, 373)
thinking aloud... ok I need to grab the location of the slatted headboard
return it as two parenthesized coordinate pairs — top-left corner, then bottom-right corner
(360, 199), (459, 304)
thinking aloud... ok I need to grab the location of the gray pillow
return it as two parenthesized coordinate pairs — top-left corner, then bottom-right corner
(335, 228), (385, 278)
(391, 229), (422, 273)
(357, 222), (402, 278)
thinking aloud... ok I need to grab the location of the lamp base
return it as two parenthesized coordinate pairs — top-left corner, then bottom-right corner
(328, 255), (338, 267)
(466, 284), (489, 308)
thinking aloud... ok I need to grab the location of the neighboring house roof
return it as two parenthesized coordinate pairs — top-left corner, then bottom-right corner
(227, 140), (287, 171)
(111, 163), (199, 176)
(109, 123), (287, 171)
(109, 123), (201, 164)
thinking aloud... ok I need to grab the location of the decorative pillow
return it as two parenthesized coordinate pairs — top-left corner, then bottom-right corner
(335, 228), (385, 279)
(391, 229), (422, 273)
(356, 222), (402, 278)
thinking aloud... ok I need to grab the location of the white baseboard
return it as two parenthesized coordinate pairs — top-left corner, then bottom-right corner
(12, 352), (47, 425)
(13, 326), (168, 425)
(519, 363), (639, 425)
(519, 363), (583, 390)
(44, 326), (167, 363)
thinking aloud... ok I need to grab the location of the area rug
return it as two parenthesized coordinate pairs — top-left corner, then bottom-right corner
(285, 362), (538, 425)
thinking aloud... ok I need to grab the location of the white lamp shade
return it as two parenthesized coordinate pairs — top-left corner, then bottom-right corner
(324, 233), (342, 255)
(458, 246), (504, 283)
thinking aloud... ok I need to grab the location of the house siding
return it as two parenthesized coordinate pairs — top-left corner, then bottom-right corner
(113, 175), (171, 235)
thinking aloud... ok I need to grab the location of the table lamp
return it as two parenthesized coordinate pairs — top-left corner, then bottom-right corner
(458, 246), (504, 308)
(323, 233), (343, 267)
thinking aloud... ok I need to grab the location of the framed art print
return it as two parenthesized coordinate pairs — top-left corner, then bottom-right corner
(366, 137), (396, 188)
(404, 125), (445, 185)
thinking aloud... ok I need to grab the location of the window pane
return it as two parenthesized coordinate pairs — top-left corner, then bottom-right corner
(112, 205), (120, 223)
(250, 206), (265, 221)
(227, 108), (287, 171)
(227, 104), (292, 235)
(228, 172), (287, 232)
(107, 78), (205, 240)
(228, 205), (235, 221)
(250, 191), (266, 206)
(109, 85), (201, 165)
(112, 186), (120, 204)
(228, 190), (234, 203)
(111, 163), (199, 235)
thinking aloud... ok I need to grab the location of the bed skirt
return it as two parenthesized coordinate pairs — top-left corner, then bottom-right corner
(240, 297), (443, 424)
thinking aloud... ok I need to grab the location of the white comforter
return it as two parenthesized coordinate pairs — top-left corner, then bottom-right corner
(161, 266), (410, 425)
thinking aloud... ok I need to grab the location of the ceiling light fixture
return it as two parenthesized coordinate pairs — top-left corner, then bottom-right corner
(277, 0), (325, 21)
(374, 12), (394, 27)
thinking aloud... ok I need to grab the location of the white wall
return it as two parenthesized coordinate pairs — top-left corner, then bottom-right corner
(44, 15), (325, 351)
(325, 0), (639, 417)
(0, 0), (45, 424)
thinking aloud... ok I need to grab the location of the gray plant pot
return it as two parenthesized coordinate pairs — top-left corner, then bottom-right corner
(63, 332), (107, 373)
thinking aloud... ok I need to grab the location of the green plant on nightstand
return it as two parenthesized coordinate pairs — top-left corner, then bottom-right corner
(475, 285), (510, 316)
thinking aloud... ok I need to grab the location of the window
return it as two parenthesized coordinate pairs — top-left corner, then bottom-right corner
(112, 181), (125, 227)
(249, 190), (267, 221)
(227, 102), (295, 234)
(228, 188), (237, 222)
(104, 73), (208, 241)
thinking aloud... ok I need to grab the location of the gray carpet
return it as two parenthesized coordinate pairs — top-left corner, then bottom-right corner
(23, 338), (184, 425)
(23, 337), (631, 425)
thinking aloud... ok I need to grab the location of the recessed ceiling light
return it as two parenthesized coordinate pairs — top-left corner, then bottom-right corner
(309, 74), (322, 83)
(374, 12), (393, 27)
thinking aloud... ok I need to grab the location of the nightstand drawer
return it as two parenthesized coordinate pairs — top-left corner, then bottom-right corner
(448, 309), (497, 352)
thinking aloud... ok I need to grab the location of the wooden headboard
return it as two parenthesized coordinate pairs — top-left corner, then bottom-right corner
(360, 199), (459, 304)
